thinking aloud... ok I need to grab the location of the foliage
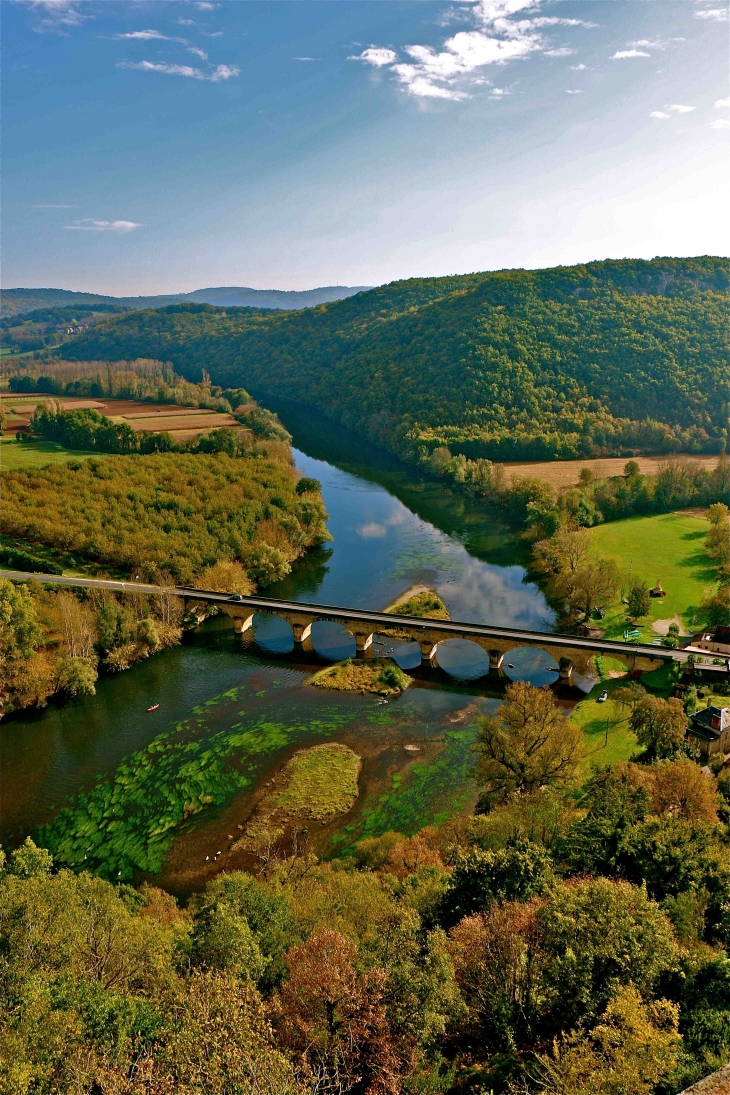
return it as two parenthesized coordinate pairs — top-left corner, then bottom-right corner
(387, 590), (450, 620)
(629, 695), (688, 760)
(474, 682), (585, 805)
(0, 451), (329, 584)
(528, 985), (680, 1095)
(627, 583), (651, 620)
(309, 658), (412, 696)
(62, 258), (729, 467)
(274, 744), (362, 821)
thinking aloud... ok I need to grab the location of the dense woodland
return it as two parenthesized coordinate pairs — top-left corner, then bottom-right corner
(60, 258), (729, 464)
(3, 679), (730, 1095)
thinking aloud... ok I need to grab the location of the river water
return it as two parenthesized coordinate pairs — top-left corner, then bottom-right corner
(0, 408), (557, 894)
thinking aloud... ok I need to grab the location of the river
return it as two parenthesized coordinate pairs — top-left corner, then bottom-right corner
(0, 407), (557, 896)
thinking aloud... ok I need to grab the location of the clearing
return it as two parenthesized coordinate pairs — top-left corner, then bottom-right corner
(588, 512), (716, 642)
(0, 437), (106, 471)
(572, 678), (638, 776)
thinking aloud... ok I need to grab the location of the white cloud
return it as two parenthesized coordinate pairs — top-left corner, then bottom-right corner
(571, 63), (587, 70)
(715, 97), (730, 108)
(294, 57), (319, 62)
(27, 0), (86, 30)
(356, 522), (387, 539)
(710, 117), (730, 128)
(116, 30), (177, 42)
(188, 47), (208, 60)
(350, 0), (597, 101)
(611, 50), (651, 59)
(489, 87), (508, 97)
(194, 2), (216, 9)
(565, 88), (583, 94)
(668, 104), (695, 113)
(650, 111), (670, 118)
(694, 7), (728, 19)
(353, 47), (398, 67)
(118, 60), (239, 82)
(177, 19), (195, 26)
(631, 38), (665, 49)
(64, 219), (142, 232)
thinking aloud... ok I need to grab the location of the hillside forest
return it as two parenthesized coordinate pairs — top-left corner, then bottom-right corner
(57, 257), (729, 470)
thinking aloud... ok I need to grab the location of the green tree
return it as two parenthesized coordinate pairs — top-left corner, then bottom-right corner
(474, 682), (585, 805)
(439, 839), (553, 927)
(627, 583), (651, 620)
(630, 695), (688, 759)
(55, 655), (97, 696)
(0, 579), (42, 658)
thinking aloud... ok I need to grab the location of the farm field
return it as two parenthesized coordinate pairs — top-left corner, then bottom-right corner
(588, 511), (716, 642)
(0, 393), (242, 443)
(502, 453), (720, 490)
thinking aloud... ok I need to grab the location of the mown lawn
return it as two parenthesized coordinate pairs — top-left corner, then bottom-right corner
(572, 678), (638, 777)
(0, 438), (103, 470)
(588, 512), (716, 642)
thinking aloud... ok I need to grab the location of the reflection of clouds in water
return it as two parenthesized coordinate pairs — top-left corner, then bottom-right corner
(385, 510), (407, 526)
(357, 522), (388, 538)
(442, 555), (555, 631)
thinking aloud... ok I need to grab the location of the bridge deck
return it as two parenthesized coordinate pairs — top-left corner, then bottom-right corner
(2, 569), (706, 665)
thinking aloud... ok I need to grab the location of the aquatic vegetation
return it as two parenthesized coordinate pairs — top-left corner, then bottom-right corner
(36, 690), (359, 881)
(332, 725), (479, 856)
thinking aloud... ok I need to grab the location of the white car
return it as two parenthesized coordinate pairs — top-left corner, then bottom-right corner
(597, 690), (609, 703)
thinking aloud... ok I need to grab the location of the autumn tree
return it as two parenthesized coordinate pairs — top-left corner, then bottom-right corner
(474, 682), (585, 805)
(529, 985), (680, 1095)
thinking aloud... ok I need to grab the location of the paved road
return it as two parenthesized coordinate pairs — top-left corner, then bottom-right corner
(3, 569), (709, 665)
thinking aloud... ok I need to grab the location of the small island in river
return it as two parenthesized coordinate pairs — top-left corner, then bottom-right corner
(307, 657), (412, 695)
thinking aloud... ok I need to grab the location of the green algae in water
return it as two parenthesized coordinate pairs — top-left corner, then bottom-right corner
(37, 695), (360, 882)
(331, 724), (480, 855)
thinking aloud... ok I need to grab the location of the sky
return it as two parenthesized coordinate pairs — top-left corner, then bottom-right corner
(3, 0), (728, 295)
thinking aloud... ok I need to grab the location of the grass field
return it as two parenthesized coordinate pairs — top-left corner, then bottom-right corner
(0, 437), (103, 471)
(588, 512), (716, 642)
(572, 678), (639, 776)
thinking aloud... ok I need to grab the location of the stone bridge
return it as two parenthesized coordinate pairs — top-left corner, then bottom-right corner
(5, 570), (705, 684)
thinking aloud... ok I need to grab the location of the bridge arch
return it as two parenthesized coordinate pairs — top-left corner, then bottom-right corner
(250, 612), (294, 655)
(310, 620), (357, 661)
(433, 638), (491, 680)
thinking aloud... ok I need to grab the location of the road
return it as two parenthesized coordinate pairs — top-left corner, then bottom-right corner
(2, 568), (711, 666)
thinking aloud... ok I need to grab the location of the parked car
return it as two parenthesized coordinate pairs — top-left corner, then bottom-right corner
(598, 690), (609, 703)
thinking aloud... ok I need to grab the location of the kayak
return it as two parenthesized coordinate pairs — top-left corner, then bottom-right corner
(147, 703), (160, 712)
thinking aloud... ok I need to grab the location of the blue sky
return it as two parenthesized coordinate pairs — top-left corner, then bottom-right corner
(3, 0), (728, 294)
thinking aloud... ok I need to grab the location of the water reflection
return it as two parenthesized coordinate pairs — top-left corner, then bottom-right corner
(503, 647), (560, 688)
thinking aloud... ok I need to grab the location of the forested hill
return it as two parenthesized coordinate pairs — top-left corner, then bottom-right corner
(61, 257), (730, 462)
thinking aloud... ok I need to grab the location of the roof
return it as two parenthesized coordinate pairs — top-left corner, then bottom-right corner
(689, 705), (730, 741)
(714, 625), (730, 643)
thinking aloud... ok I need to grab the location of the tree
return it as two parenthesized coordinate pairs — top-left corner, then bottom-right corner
(701, 584), (730, 629)
(627, 583), (650, 620)
(439, 839), (553, 927)
(474, 682), (585, 805)
(662, 622), (681, 649)
(529, 985), (680, 1095)
(199, 560), (254, 595)
(55, 655), (97, 696)
(570, 559), (620, 620)
(0, 579), (43, 658)
(708, 502), (729, 525)
(274, 929), (403, 1093)
(536, 878), (678, 1034)
(612, 682), (646, 718)
(629, 695), (687, 759)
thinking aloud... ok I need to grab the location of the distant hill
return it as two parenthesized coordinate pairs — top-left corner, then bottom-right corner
(54, 257), (730, 461)
(0, 284), (372, 319)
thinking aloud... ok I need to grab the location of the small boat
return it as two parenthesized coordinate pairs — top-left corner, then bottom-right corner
(147, 703), (160, 712)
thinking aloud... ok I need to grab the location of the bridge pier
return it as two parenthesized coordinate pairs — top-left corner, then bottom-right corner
(354, 631), (374, 657)
(488, 649), (505, 672)
(419, 640), (439, 668)
(232, 613), (254, 636)
(558, 657), (574, 685)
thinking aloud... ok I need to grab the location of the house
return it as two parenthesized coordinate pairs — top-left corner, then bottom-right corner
(687, 704), (730, 760)
(691, 626), (730, 657)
